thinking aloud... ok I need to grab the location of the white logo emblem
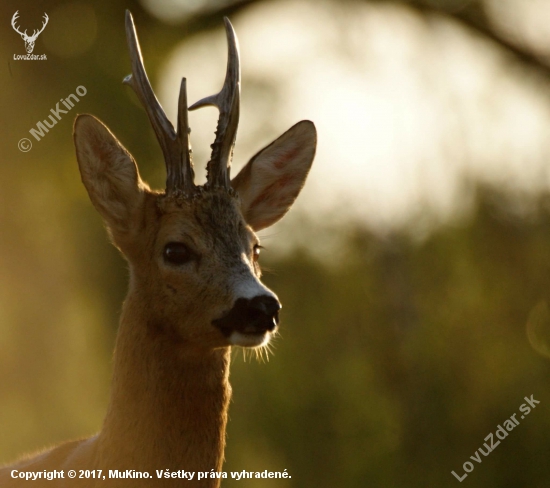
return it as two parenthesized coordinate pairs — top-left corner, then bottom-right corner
(11, 11), (48, 54)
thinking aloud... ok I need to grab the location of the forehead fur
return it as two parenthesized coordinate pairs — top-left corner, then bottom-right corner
(155, 188), (253, 252)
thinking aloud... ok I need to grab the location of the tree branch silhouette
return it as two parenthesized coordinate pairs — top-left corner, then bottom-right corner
(187, 0), (550, 78)
(397, 0), (550, 77)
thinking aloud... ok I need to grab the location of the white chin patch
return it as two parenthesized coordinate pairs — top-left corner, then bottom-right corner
(229, 331), (271, 348)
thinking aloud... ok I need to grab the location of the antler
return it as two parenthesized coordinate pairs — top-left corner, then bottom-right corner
(11, 11), (27, 38)
(123, 10), (195, 195)
(189, 18), (241, 190)
(29, 13), (49, 41)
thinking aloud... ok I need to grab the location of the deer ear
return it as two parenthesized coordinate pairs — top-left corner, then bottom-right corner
(231, 120), (317, 231)
(74, 114), (147, 232)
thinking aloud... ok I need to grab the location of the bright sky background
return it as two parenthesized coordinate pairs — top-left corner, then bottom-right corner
(143, 0), (550, 238)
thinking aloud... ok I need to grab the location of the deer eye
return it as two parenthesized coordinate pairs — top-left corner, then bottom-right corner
(253, 244), (262, 262)
(163, 242), (194, 266)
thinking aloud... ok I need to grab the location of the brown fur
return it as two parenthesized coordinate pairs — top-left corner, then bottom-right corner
(0, 114), (316, 487)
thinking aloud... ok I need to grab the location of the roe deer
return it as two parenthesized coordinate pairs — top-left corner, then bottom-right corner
(0, 10), (316, 488)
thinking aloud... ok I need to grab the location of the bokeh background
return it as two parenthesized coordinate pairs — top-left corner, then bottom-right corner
(2, 0), (550, 486)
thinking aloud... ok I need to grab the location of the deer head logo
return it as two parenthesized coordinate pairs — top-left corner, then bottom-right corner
(11, 11), (48, 54)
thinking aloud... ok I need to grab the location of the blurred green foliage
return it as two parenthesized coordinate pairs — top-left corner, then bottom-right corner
(225, 187), (550, 487)
(3, 181), (550, 486)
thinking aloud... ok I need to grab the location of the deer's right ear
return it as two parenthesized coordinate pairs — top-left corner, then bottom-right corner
(74, 114), (147, 232)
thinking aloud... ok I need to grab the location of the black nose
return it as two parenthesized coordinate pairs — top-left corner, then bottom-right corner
(241, 295), (280, 333)
(212, 295), (282, 337)
(249, 295), (281, 325)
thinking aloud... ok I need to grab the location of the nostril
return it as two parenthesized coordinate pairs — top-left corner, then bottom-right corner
(249, 295), (281, 322)
(213, 295), (281, 337)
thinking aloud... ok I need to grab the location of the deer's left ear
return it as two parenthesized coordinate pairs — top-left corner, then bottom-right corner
(231, 120), (317, 231)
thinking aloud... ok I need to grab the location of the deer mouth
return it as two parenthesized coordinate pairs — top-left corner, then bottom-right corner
(212, 296), (280, 347)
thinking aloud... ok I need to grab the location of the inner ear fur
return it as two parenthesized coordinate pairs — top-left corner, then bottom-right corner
(231, 120), (317, 231)
(74, 114), (148, 233)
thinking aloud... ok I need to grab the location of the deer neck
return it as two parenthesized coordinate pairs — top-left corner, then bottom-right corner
(98, 290), (232, 477)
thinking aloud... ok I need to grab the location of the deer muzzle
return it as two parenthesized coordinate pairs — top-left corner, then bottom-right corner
(213, 295), (281, 344)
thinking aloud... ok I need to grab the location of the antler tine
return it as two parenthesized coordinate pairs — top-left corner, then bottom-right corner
(189, 17), (241, 189)
(39, 13), (49, 34)
(176, 77), (196, 191)
(11, 11), (26, 37)
(123, 10), (194, 194)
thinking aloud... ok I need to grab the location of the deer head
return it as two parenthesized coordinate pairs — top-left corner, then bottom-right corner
(73, 11), (316, 352)
(11, 11), (49, 54)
